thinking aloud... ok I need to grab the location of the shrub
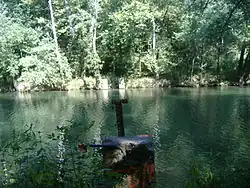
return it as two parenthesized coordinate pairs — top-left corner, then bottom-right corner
(17, 41), (72, 91)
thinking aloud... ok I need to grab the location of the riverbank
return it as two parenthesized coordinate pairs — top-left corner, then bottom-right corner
(0, 76), (248, 93)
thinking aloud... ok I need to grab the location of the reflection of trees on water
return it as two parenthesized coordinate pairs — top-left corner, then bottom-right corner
(223, 95), (250, 183)
(0, 90), (109, 186)
(118, 89), (126, 99)
(92, 91), (106, 144)
(156, 88), (250, 187)
(0, 89), (250, 187)
(158, 134), (195, 187)
(1, 92), (77, 185)
(125, 89), (164, 186)
(68, 90), (107, 144)
(0, 96), (15, 145)
(9, 92), (74, 133)
(151, 90), (162, 187)
(153, 90), (195, 187)
(14, 92), (76, 184)
(125, 89), (159, 135)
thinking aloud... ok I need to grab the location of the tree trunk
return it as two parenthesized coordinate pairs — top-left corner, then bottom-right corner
(80, 62), (86, 79)
(240, 49), (250, 86)
(48, 0), (65, 176)
(90, 0), (100, 77)
(48, 0), (59, 58)
(63, 0), (74, 37)
(152, 17), (158, 79)
(190, 56), (195, 81)
(199, 42), (204, 84)
(216, 37), (223, 82)
(237, 42), (246, 84)
(92, 0), (97, 54)
(138, 55), (141, 76)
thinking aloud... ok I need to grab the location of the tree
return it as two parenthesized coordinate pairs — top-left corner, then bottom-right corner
(0, 1), (72, 90)
(1, 0), (250, 89)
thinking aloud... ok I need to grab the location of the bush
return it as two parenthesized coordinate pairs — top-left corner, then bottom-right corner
(17, 41), (72, 91)
(0, 123), (106, 188)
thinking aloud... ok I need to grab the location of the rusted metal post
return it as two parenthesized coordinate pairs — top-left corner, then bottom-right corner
(112, 99), (128, 136)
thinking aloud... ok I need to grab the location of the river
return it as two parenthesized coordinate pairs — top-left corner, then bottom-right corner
(0, 88), (249, 187)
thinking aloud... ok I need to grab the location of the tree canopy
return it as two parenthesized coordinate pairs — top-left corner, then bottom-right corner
(1, 0), (250, 90)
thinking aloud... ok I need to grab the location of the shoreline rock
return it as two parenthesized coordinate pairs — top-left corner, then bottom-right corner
(0, 77), (248, 93)
(65, 78), (84, 91)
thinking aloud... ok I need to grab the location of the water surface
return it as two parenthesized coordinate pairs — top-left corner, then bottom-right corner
(0, 88), (250, 187)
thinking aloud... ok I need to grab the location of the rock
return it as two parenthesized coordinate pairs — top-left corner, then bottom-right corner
(84, 77), (96, 89)
(32, 86), (43, 92)
(119, 78), (125, 89)
(98, 78), (109, 90)
(95, 77), (109, 90)
(125, 77), (172, 88)
(66, 79), (84, 91)
(126, 77), (156, 88)
(14, 82), (31, 92)
(107, 76), (119, 89)
(219, 82), (229, 87)
(191, 75), (200, 83)
(158, 79), (171, 87)
(194, 83), (200, 88)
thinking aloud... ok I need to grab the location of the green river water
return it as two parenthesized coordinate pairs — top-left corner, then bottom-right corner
(0, 88), (249, 187)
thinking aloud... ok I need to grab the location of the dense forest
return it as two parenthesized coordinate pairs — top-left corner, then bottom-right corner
(0, 0), (250, 91)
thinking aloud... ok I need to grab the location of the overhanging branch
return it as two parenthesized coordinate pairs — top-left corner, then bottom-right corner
(221, 0), (243, 35)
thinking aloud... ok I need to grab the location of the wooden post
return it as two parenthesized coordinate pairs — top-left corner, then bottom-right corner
(112, 99), (128, 136)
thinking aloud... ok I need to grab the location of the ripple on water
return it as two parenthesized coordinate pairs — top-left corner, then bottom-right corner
(0, 88), (250, 187)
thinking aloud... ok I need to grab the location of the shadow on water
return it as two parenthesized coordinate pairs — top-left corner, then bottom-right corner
(0, 88), (249, 187)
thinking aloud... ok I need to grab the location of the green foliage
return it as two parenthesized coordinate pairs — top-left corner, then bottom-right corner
(0, 121), (119, 187)
(18, 41), (72, 90)
(1, 0), (250, 90)
(0, 2), (72, 90)
(0, 5), (38, 82)
(0, 124), (58, 187)
(100, 0), (161, 77)
(84, 51), (102, 76)
(186, 161), (214, 188)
